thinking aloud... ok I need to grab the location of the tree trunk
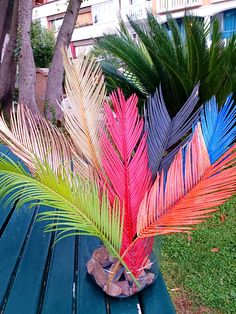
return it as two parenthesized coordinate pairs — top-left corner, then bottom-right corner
(0, 0), (18, 113)
(0, 0), (9, 37)
(45, 0), (82, 122)
(0, 0), (10, 63)
(18, 0), (38, 111)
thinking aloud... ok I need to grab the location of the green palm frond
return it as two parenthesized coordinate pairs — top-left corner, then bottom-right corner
(96, 22), (158, 93)
(94, 13), (236, 114)
(0, 155), (140, 284)
(166, 16), (185, 67)
(0, 156), (123, 255)
(99, 62), (146, 102)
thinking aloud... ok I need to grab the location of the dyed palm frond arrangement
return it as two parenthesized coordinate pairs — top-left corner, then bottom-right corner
(100, 90), (153, 277)
(0, 105), (74, 174)
(0, 52), (235, 297)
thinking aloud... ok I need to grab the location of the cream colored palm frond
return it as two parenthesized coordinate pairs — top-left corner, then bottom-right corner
(62, 49), (105, 173)
(0, 104), (89, 177)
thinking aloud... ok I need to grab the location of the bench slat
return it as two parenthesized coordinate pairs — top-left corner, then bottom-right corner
(77, 236), (107, 314)
(0, 204), (37, 308)
(109, 297), (140, 314)
(3, 206), (52, 314)
(139, 273), (175, 314)
(0, 145), (10, 156)
(41, 234), (75, 314)
(0, 149), (20, 232)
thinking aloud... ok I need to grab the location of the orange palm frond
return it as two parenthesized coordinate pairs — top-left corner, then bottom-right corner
(137, 125), (236, 236)
(0, 105), (89, 176)
(62, 50), (105, 173)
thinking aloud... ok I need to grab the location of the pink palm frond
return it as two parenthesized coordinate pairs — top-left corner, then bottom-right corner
(100, 89), (153, 274)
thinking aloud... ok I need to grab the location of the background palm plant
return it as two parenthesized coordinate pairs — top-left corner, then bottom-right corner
(0, 51), (235, 296)
(94, 13), (236, 116)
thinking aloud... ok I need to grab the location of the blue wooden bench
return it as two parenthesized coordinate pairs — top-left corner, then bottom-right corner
(0, 145), (175, 314)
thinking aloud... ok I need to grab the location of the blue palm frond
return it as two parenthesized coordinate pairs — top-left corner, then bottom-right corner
(145, 84), (200, 177)
(201, 95), (236, 163)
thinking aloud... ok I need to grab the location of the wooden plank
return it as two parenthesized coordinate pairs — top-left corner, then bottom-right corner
(108, 265), (140, 314)
(0, 148), (15, 232)
(3, 206), (53, 314)
(0, 148), (28, 233)
(41, 234), (75, 314)
(139, 273), (176, 314)
(76, 236), (107, 314)
(109, 296), (140, 314)
(0, 145), (10, 156)
(0, 204), (38, 309)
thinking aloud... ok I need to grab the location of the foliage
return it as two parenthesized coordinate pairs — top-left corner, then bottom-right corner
(0, 155), (128, 268)
(145, 84), (199, 176)
(0, 52), (235, 281)
(94, 14), (236, 116)
(100, 90), (153, 274)
(62, 50), (106, 174)
(14, 27), (23, 62)
(0, 104), (74, 174)
(31, 20), (55, 68)
(161, 197), (236, 313)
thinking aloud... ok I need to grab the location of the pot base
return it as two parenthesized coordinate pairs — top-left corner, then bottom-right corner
(86, 246), (157, 298)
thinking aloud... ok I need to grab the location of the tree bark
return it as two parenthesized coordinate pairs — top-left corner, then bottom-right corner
(0, 0), (18, 113)
(45, 0), (82, 122)
(0, 0), (11, 63)
(0, 0), (9, 37)
(18, 0), (38, 111)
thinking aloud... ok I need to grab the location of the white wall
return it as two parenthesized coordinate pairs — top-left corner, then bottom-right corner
(33, 0), (120, 41)
(33, 0), (68, 20)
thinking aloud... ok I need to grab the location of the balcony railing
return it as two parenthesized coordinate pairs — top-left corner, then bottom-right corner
(121, 1), (152, 21)
(157, 0), (202, 13)
(92, 1), (117, 24)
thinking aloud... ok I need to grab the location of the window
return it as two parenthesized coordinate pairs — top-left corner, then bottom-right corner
(92, 2), (115, 24)
(50, 18), (63, 31)
(163, 18), (185, 38)
(163, 16), (204, 40)
(73, 39), (94, 56)
(223, 9), (236, 39)
(76, 7), (92, 27)
(48, 13), (64, 32)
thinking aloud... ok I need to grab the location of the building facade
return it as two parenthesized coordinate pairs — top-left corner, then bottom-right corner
(33, 0), (236, 54)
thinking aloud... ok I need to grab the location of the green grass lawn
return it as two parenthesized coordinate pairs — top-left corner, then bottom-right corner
(161, 197), (236, 314)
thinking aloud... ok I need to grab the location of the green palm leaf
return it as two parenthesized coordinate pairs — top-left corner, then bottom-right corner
(0, 156), (123, 256)
(94, 13), (236, 115)
(96, 20), (158, 93)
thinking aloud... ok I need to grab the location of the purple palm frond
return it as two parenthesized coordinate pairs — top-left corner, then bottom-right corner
(145, 84), (200, 177)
